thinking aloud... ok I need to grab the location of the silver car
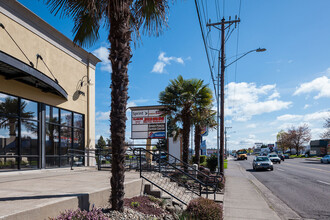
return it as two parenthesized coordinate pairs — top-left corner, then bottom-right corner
(321, 155), (330, 164)
(267, 154), (281, 164)
(253, 156), (273, 171)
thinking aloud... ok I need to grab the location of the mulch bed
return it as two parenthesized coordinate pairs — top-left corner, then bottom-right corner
(123, 196), (169, 217)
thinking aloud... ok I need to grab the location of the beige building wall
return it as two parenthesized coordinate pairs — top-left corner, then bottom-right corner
(0, 0), (100, 166)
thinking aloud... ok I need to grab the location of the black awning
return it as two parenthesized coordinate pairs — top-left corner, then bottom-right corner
(0, 50), (68, 100)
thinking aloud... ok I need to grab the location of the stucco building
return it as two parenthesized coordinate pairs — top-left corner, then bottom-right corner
(0, 0), (100, 171)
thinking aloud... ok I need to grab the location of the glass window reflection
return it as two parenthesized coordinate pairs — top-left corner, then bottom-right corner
(61, 110), (72, 126)
(0, 94), (18, 116)
(74, 113), (83, 128)
(0, 117), (18, 156)
(46, 124), (59, 155)
(21, 120), (38, 155)
(60, 126), (71, 155)
(21, 99), (38, 120)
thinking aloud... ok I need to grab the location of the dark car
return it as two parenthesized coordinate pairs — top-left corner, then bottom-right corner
(253, 156), (273, 171)
(283, 154), (290, 159)
(278, 153), (285, 161)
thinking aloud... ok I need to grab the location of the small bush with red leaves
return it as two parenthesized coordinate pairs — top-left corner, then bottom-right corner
(186, 197), (223, 220)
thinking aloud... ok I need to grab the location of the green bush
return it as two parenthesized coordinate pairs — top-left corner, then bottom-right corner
(131, 201), (140, 207)
(200, 155), (207, 163)
(186, 197), (223, 220)
(206, 155), (218, 172)
(192, 155), (208, 164)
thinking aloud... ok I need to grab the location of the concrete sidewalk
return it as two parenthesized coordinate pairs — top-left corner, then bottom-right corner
(224, 160), (291, 220)
(0, 167), (142, 220)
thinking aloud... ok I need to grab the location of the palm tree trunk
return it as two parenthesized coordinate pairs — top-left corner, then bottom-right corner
(194, 126), (201, 166)
(109, 0), (132, 212)
(182, 113), (191, 169)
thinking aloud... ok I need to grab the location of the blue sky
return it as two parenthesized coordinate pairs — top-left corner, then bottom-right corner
(18, 0), (330, 150)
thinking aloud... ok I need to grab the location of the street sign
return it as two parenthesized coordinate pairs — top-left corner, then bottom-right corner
(130, 105), (166, 139)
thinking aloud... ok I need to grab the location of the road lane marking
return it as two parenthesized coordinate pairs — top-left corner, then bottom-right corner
(277, 168), (285, 171)
(283, 162), (330, 174)
(316, 180), (330, 186)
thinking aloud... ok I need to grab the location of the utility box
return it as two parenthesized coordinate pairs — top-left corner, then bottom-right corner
(168, 137), (182, 162)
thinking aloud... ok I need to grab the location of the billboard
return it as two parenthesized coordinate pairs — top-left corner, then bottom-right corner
(130, 106), (166, 139)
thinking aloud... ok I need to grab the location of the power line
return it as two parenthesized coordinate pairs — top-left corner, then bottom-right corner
(194, 0), (217, 94)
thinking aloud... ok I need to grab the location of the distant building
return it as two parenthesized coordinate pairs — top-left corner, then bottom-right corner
(309, 139), (330, 156)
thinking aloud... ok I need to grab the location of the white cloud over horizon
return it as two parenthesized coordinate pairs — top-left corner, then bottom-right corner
(225, 82), (292, 121)
(277, 111), (329, 122)
(294, 75), (330, 99)
(151, 52), (184, 74)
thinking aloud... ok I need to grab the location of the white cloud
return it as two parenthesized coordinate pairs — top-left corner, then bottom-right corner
(276, 111), (329, 123)
(268, 91), (280, 99)
(93, 46), (112, 72)
(246, 124), (257, 128)
(293, 76), (330, 99)
(151, 52), (184, 74)
(304, 104), (310, 109)
(277, 114), (302, 121)
(96, 111), (110, 121)
(225, 82), (292, 121)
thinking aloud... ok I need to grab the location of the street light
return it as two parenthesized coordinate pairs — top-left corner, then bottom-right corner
(217, 47), (266, 175)
(225, 48), (267, 68)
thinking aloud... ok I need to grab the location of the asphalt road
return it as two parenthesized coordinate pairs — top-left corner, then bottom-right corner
(235, 156), (330, 220)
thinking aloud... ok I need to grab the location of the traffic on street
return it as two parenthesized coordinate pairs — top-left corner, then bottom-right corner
(234, 155), (330, 220)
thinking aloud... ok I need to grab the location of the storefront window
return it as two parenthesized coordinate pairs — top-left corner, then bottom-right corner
(0, 92), (84, 171)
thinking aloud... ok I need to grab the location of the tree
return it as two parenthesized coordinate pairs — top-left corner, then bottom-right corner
(96, 136), (106, 149)
(276, 130), (290, 153)
(193, 107), (216, 166)
(43, 0), (170, 211)
(287, 124), (311, 155)
(159, 76), (213, 167)
(321, 117), (330, 139)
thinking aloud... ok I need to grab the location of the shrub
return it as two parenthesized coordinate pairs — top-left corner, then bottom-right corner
(206, 155), (218, 172)
(50, 208), (108, 220)
(131, 201), (140, 207)
(192, 155), (208, 164)
(200, 155), (207, 163)
(186, 197), (223, 220)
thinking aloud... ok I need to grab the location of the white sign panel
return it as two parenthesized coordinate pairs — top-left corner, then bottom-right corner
(132, 110), (148, 117)
(131, 107), (166, 139)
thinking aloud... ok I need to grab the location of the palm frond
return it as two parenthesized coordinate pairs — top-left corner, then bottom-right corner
(132, 0), (169, 36)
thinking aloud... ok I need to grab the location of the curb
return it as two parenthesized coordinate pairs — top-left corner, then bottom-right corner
(236, 163), (302, 220)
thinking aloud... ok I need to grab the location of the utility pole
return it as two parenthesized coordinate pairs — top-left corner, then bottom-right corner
(207, 17), (240, 175)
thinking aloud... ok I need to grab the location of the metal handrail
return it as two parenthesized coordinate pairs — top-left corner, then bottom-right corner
(134, 148), (219, 188)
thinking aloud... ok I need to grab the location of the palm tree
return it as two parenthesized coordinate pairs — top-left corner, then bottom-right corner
(193, 107), (216, 167)
(159, 75), (213, 167)
(43, 0), (170, 211)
